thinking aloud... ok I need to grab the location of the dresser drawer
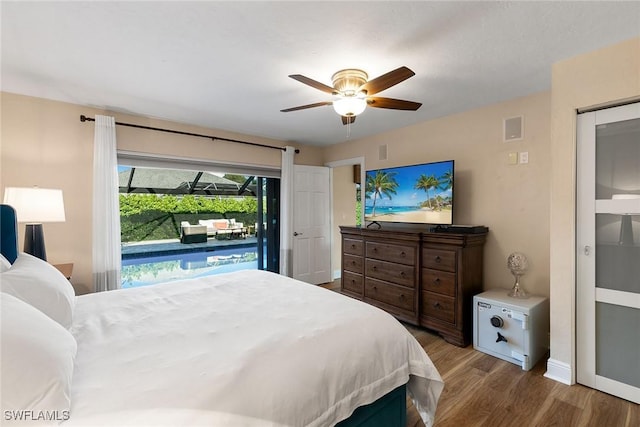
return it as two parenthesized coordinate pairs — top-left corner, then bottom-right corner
(422, 291), (455, 324)
(365, 278), (415, 312)
(366, 241), (416, 265)
(342, 271), (363, 295)
(343, 238), (364, 256)
(366, 258), (415, 288)
(422, 269), (456, 297)
(343, 254), (363, 274)
(422, 248), (456, 272)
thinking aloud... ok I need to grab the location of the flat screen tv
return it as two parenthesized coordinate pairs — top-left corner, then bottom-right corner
(364, 160), (454, 225)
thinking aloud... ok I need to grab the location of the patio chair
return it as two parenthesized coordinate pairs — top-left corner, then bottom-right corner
(180, 221), (207, 244)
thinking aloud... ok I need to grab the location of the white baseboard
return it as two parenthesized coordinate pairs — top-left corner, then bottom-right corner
(544, 358), (573, 385)
(333, 270), (341, 280)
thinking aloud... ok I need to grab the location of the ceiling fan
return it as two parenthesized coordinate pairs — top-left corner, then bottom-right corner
(281, 66), (422, 125)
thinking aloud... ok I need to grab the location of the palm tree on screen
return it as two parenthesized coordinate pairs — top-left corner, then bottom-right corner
(365, 170), (398, 217)
(415, 174), (440, 209)
(440, 170), (453, 191)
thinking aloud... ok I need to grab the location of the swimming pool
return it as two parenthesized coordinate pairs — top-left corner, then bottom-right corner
(121, 247), (258, 288)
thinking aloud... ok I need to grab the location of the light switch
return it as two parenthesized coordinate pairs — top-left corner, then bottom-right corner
(508, 152), (518, 165)
(519, 152), (529, 164)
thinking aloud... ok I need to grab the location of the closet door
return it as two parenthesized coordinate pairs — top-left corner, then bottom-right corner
(576, 102), (640, 403)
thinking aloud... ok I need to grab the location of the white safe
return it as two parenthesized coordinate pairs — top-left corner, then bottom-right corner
(473, 290), (549, 371)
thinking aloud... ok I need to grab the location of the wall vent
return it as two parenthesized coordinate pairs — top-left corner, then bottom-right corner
(379, 144), (388, 161)
(504, 116), (524, 142)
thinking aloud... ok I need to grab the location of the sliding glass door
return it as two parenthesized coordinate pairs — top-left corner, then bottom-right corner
(116, 160), (280, 288)
(256, 177), (280, 272)
(576, 102), (640, 404)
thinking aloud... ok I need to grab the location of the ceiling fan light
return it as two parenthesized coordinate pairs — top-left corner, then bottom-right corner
(333, 97), (367, 116)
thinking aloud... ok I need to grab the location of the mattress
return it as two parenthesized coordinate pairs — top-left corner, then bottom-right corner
(66, 270), (443, 426)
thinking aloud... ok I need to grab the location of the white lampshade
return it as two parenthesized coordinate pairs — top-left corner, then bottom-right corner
(612, 193), (640, 214)
(3, 187), (66, 223)
(612, 194), (640, 200)
(333, 97), (367, 117)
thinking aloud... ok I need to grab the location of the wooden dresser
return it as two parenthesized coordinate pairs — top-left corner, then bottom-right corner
(340, 226), (487, 347)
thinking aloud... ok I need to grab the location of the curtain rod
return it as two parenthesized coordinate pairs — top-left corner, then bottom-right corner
(79, 115), (299, 153)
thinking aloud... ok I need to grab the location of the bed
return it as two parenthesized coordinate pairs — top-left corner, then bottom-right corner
(0, 204), (443, 426)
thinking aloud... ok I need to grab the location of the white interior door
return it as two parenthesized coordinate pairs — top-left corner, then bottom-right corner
(576, 102), (640, 404)
(292, 165), (331, 284)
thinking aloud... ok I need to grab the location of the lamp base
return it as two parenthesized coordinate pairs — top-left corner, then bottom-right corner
(24, 224), (47, 261)
(619, 215), (634, 246)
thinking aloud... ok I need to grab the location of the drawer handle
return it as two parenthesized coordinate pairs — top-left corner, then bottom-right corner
(399, 294), (405, 300)
(372, 286), (377, 291)
(373, 247), (378, 252)
(351, 261), (356, 266)
(433, 277), (440, 284)
(351, 244), (356, 249)
(435, 256), (441, 263)
(400, 271), (405, 277)
(372, 265), (377, 271)
(400, 251), (406, 257)
(433, 302), (442, 309)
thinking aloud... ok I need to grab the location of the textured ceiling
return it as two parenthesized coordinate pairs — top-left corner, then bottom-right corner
(2, 1), (639, 146)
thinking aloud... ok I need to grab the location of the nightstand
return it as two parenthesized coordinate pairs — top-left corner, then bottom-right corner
(53, 263), (74, 280)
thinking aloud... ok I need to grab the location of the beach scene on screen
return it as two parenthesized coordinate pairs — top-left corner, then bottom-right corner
(365, 161), (453, 224)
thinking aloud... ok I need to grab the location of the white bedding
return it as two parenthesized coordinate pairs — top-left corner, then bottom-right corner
(67, 270), (443, 426)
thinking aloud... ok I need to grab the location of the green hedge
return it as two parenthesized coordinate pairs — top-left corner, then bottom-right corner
(120, 194), (258, 242)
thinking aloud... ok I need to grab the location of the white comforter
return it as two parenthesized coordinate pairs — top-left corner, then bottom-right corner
(67, 270), (443, 426)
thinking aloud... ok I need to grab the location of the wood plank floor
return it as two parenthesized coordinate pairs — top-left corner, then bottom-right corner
(403, 324), (639, 427)
(319, 281), (639, 426)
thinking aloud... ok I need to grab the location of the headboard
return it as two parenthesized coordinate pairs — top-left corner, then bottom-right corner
(1, 204), (19, 263)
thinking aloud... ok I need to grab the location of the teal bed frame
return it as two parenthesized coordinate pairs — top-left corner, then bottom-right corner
(336, 385), (407, 427)
(0, 203), (408, 427)
(1, 204), (19, 263)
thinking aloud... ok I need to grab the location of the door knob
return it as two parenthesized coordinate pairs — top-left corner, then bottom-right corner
(293, 232), (303, 236)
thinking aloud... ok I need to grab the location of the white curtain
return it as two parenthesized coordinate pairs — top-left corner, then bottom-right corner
(92, 115), (122, 292)
(279, 146), (295, 277)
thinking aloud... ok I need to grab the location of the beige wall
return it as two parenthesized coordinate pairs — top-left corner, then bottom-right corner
(549, 37), (640, 380)
(324, 91), (552, 298)
(1, 94), (95, 294)
(331, 165), (358, 278)
(113, 111), (324, 168)
(0, 92), (322, 294)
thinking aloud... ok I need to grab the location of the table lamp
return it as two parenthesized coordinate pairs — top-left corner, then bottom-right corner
(3, 187), (66, 261)
(612, 194), (640, 246)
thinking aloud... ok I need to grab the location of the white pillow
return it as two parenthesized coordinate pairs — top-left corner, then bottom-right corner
(1, 293), (77, 420)
(0, 253), (11, 272)
(0, 253), (76, 329)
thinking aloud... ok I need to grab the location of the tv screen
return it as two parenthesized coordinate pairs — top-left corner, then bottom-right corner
(364, 160), (454, 225)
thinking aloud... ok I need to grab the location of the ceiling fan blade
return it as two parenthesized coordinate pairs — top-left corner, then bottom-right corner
(281, 101), (333, 112)
(341, 115), (356, 125)
(289, 74), (337, 94)
(360, 66), (415, 95)
(366, 97), (422, 111)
